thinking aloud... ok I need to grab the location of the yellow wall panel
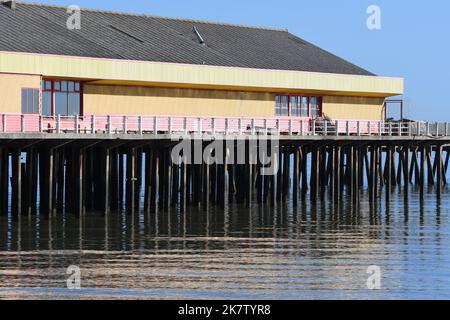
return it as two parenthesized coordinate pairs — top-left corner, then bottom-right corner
(0, 73), (41, 113)
(0, 51), (404, 97)
(84, 85), (275, 117)
(322, 96), (385, 120)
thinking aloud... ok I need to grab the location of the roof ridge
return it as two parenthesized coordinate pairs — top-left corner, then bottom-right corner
(17, 1), (289, 32)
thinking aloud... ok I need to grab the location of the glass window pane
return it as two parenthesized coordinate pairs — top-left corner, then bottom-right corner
(54, 81), (61, 91)
(301, 97), (308, 117)
(310, 97), (321, 117)
(292, 96), (303, 117)
(21, 89), (28, 113)
(281, 96), (289, 116)
(55, 92), (68, 116)
(33, 90), (39, 114)
(68, 81), (75, 92)
(68, 93), (80, 115)
(42, 92), (52, 116)
(275, 96), (281, 116)
(75, 82), (80, 92)
(27, 89), (33, 114)
(61, 81), (68, 92)
(45, 81), (52, 91)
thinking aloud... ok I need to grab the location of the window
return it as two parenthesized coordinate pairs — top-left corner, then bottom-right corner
(275, 95), (322, 117)
(310, 97), (322, 117)
(275, 96), (282, 116)
(21, 88), (40, 114)
(42, 80), (82, 116)
(275, 95), (289, 116)
(290, 96), (301, 117)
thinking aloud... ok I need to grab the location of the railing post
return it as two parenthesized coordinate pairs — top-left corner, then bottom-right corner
(378, 121), (382, 136)
(264, 119), (268, 135)
(408, 122), (412, 136)
(335, 121), (339, 136)
(225, 118), (229, 135)
(212, 118), (216, 135)
(91, 115), (96, 134)
(312, 120), (316, 136)
(239, 118), (243, 135)
(123, 116), (127, 134)
(357, 121), (361, 136)
(138, 116), (143, 134)
(251, 119), (256, 135)
(446, 123), (449, 136)
(39, 115), (43, 133)
(198, 117), (202, 134)
(21, 114), (25, 132)
(324, 120), (328, 136)
(184, 117), (188, 135)
(276, 119), (280, 134)
(426, 122), (430, 136)
(300, 120), (304, 136)
(57, 115), (61, 134)
(436, 122), (440, 137)
(2, 114), (5, 132)
(75, 115), (79, 134)
(368, 121), (371, 135)
(346, 121), (350, 136)
(398, 122), (402, 137)
(168, 117), (172, 134)
(153, 117), (157, 135)
(107, 115), (112, 134)
(288, 119), (292, 135)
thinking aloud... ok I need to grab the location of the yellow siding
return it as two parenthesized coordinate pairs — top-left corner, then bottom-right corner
(322, 96), (385, 120)
(0, 73), (41, 113)
(0, 51), (404, 97)
(84, 85), (275, 117)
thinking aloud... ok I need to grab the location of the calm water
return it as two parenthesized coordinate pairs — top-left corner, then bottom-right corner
(1, 187), (450, 300)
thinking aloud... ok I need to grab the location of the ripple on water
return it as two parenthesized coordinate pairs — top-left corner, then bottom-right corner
(0, 188), (450, 300)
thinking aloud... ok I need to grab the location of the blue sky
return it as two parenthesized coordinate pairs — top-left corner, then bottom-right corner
(22, 0), (450, 121)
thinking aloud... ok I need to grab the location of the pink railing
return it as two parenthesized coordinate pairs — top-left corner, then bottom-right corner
(1, 114), (449, 137)
(0, 114), (41, 133)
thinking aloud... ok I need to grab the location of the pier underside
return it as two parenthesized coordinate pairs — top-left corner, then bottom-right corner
(0, 133), (449, 217)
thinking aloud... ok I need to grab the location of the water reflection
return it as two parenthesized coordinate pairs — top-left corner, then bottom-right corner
(0, 186), (449, 300)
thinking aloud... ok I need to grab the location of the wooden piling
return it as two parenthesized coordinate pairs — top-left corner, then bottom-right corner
(11, 149), (22, 217)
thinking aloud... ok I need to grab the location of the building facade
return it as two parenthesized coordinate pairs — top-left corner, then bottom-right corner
(0, 2), (403, 130)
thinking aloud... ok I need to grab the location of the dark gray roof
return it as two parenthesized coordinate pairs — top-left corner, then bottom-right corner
(0, 2), (374, 76)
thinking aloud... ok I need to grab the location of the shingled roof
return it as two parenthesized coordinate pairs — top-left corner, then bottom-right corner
(0, 2), (374, 76)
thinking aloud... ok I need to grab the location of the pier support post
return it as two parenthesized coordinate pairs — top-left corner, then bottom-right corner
(56, 149), (65, 214)
(118, 152), (124, 209)
(283, 148), (290, 203)
(0, 148), (6, 215)
(180, 154), (188, 210)
(420, 145), (426, 199)
(436, 145), (443, 197)
(126, 148), (136, 214)
(104, 148), (111, 215)
(76, 148), (84, 216)
(110, 149), (119, 212)
(427, 146), (434, 185)
(403, 146), (409, 195)
(11, 149), (22, 217)
(293, 148), (299, 206)
(386, 145), (392, 198)
(310, 146), (319, 202)
(333, 145), (341, 203)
